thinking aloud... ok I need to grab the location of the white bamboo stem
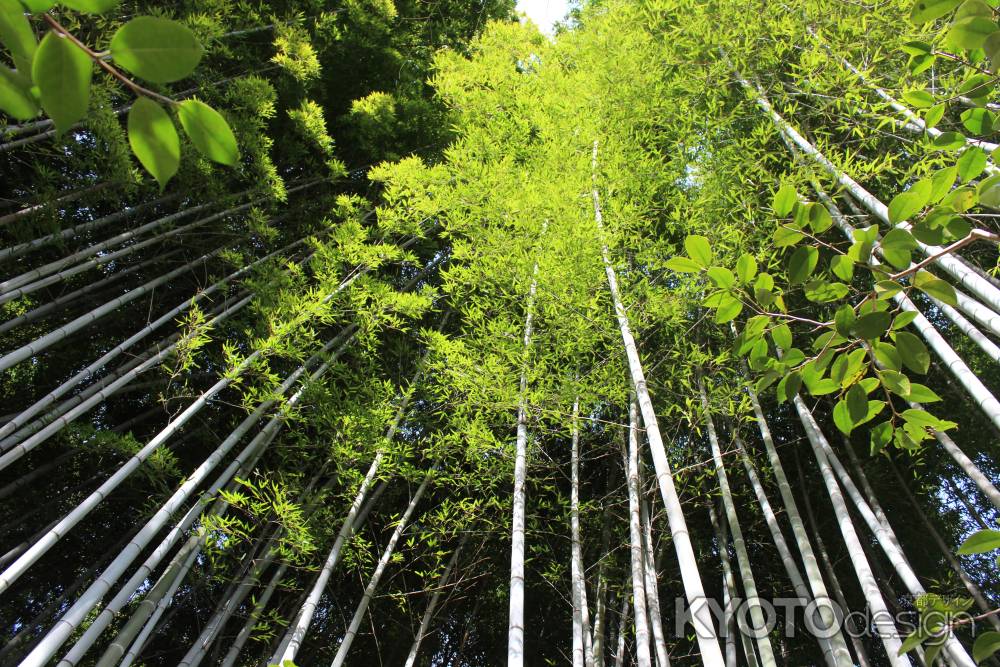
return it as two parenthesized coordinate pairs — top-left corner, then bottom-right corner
(626, 397), (653, 667)
(508, 220), (545, 667)
(700, 381), (777, 666)
(593, 140), (724, 665)
(793, 396), (912, 666)
(328, 465), (436, 667)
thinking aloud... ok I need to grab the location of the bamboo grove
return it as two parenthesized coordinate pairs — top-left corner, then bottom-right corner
(0, 0), (999, 665)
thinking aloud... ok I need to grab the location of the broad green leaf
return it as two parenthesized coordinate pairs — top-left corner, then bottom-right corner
(924, 102), (946, 127)
(902, 40), (934, 55)
(889, 181), (931, 224)
(808, 378), (840, 396)
(902, 408), (955, 431)
(32, 31), (91, 134)
(736, 253), (757, 283)
(835, 304), (856, 337)
(707, 266), (735, 288)
(833, 399), (855, 435)
(912, 221), (946, 245)
(18, 0), (54, 10)
(986, 30), (1000, 71)
(875, 280), (904, 299)
(60, 0), (119, 12)
(862, 400), (886, 426)
(756, 371), (781, 393)
(980, 182), (1000, 209)
(110, 17), (203, 83)
(808, 203), (833, 233)
(787, 246), (818, 285)
(880, 229), (919, 270)
(702, 291), (728, 308)
(973, 632), (1000, 663)
(958, 529), (1000, 554)
(895, 331), (931, 373)
(0, 0), (36, 74)
(957, 0), (993, 17)
(177, 99), (240, 166)
(854, 311), (891, 339)
(715, 294), (742, 323)
(127, 97), (179, 191)
(830, 255), (854, 281)
(847, 383), (868, 422)
(880, 369), (912, 397)
(947, 216), (972, 239)
(774, 225), (804, 248)
(665, 256), (701, 273)
(804, 280), (849, 302)
(930, 167), (958, 202)
(923, 641), (944, 666)
(907, 383), (941, 402)
(910, 51), (936, 74)
(773, 184), (797, 216)
(957, 145), (988, 183)
(959, 73), (994, 101)
(772, 323), (792, 351)
(754, 273), (774, 291)
(776, 371), (801, 403)
(871, 421), (893, 455)
(781, 347), (806, 368)
(960, 109), (995, 137)
(744, 315), (770, 341)
(931, 131), (967, 150)
(860, 377), (880, 393)
(945, 16), (999, 50)
(903, 89), (935, 108)
(913, 269), (958, 306)
(684, 234), (712, 267)
(943, 186), (977, 210)
(0, 65), (38, 119)
(874, 342), (903, 371)
(910, 0), (961, 22)
(892, 311), (918, 330)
